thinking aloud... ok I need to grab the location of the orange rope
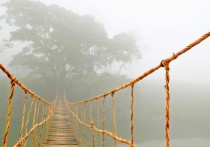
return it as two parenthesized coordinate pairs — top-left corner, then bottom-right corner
(66, 31), (210, 147)
(74, 105), (78, 137)
(0, 63), (53, 146)
(74, 104), (77, 137)
(79, 105), (82, 143)
(90, 101), (95, 146)
(0, 64), (51, 105)
(1, 31), (210, 147)
(161, 60), (171, 147)
(102, 97), (106, 147)
(70, 31), (210, 105)
(96, 100), (100, 147)
(25, 96), (35, 135)
(67, 103), (134, 145)
(13, 105), (53, 146)
(19, 93), (27, 139)
(111, 92), (117, 147)
(34, 101), (40, 146)
(38, 104), (46, 146)
(3, 78), (16, 147)
(130, 84), (135, 147)
(83, 103), (87, 146)
(32, 99), (38, 146)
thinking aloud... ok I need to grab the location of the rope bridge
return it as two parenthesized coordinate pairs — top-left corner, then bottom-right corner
(0, 31), (210, 147)
(0, 64), (54, 147)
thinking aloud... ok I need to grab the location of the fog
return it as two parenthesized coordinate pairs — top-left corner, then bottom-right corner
(37, 0), (210, 82)
(1, 0), (210, 82)
(118, 138), (210, 146)
(0, 0), (210, 146)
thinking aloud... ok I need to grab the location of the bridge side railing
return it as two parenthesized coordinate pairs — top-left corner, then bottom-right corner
(1, 31), (209, 147)
(0, 64), (54, 147)
(66, 31), (210, 147)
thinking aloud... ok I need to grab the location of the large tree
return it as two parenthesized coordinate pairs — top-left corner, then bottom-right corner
(1, 0), (141, 90)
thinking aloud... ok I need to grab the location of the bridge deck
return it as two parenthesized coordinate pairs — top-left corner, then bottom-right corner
(43, 97), (79, 147)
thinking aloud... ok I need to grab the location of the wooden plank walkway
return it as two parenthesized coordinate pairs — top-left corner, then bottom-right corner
(43, 97), (79, 147)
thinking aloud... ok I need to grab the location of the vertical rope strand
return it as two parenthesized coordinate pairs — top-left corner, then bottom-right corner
(130, 84), (135, 147)
(102, 97), (106, 147)
(79, 104), (82, 142)
(111, 92), (117, 147)
(19, 93), (27, 139)
(0, 31), (209, 147)
(162, 60), (171, 147)
(83, 103), (87, 147)
(42, 104), (48, 144)
(3, 79), (16, 147)
(45, 105), (51, 143)
(24, 95), (35, 147)
(38, 104), (46, 146)
(96, 100), (100, 147)
(34, 101), (40, 146)
(90, 101), (95, 147)
(76, 104), (79, 139)
(32, 99), (38, 146)
(80, 104), (83, 143)
(74, 104), (77, 137)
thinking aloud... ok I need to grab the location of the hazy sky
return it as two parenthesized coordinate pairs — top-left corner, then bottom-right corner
(36, 0), (210, 83)
(1, 0), (210, 82)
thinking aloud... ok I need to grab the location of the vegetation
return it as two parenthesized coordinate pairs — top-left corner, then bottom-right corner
(1, 0), (140, 93)
(1, 0), (209, 146)
(0, 0), (141, 145)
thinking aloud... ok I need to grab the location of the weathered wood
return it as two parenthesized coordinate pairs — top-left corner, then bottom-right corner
(43, 97), (79, 147)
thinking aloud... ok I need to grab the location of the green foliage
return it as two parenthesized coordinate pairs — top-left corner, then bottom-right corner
(1, 0), (141, 90)
(0, 39), (13, 52)
(66, 72), (129, 101)
(1, 1), (141, 145)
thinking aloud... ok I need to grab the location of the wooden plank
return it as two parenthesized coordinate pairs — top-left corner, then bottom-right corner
(44, 97), (79, 146)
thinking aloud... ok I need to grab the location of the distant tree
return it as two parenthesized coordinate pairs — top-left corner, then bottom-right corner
(0, 39), (13, 52)
(1, 0), (141, 90)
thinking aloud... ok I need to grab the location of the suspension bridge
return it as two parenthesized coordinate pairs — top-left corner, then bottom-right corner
(0, 31), (210, 147)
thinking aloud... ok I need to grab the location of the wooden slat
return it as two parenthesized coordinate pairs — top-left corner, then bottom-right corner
(43, 97), (79, 147)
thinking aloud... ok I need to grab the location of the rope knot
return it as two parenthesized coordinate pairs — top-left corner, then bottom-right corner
(160, 60), (165, 67)
(111, 91), (115, 96)
(24, 89), (29, 94)
(10, 77), (17, 86)
(160, 60), (170, 70)
(90, 122), (94, 128)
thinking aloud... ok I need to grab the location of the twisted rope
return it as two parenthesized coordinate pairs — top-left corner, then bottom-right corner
(111, 92), (117, 147)
(0, 64), (53, 147)
(130, 84), (135, 147)
(0, 64), (51, 105)
(13, 104), (53, 146)
(66, 31), (210, 147)
(3, 78), (16, 147)
(1, 31), (209, 147)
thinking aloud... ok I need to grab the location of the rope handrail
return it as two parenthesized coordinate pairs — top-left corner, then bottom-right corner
(0, 64), (51, 105)
(71, 31), (210, 105)
(0, 31), (209, 147)
(0, 64), (54, 147)
(66, 100), (132, 145)
(13, 104), (54, 146)
(67, 31), (210, 147)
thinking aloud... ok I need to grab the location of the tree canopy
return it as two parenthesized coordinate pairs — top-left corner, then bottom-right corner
(1, 0), (141, 90)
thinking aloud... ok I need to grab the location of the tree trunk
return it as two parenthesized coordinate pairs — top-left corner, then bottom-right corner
(117, 62), (126, 75)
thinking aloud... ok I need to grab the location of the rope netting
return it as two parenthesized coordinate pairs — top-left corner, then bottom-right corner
(0, 31), (209, 147)
(65, 31), (210, 147)
(0, 64), (54, 147)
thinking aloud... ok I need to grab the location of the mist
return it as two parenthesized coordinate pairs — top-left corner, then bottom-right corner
(0, 0), (210, 147)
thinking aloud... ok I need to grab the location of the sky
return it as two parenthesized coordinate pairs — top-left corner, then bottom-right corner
(1, 0), (210, 83)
